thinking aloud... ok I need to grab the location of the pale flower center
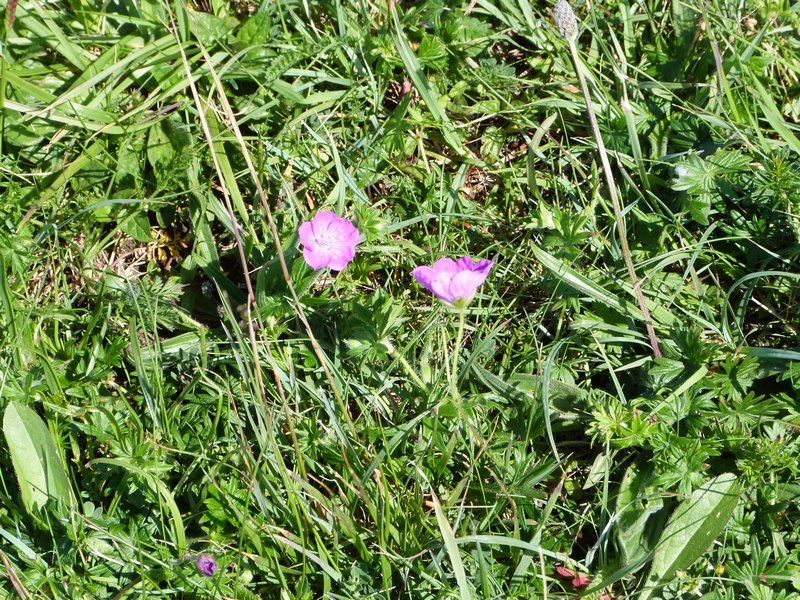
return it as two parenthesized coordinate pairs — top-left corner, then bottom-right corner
(315, 230), (335, 250)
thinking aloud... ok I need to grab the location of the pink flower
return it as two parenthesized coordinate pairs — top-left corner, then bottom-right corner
(411, 256), (493, 308)
(196, 554), (217, 577)
(298, 211), (360, 271)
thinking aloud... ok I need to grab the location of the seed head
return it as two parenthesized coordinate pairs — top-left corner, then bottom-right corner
(555, 0), (579, 41)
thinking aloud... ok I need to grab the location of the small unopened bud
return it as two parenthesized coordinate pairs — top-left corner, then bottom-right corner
(196, 554), (217, 577)
(555, 0), (579, 41)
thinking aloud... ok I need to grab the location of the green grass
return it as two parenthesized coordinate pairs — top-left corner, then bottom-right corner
(1, 0), (800, 597)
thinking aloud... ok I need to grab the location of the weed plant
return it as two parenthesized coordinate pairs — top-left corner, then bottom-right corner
(1, 0), (800, 597)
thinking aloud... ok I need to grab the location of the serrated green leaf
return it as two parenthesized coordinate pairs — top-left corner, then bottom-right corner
(648, 358), (685, 380)
(639, 473), (739, 600)
(3, 401), (71, 516)
(686, 193), (712, 226)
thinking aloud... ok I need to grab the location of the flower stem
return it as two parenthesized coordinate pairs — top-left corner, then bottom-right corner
(385, 342), (429, 393)
(451, 309), (466, 402)
(565, 37), (661, 358)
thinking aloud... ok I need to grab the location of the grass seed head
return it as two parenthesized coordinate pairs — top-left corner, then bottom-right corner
(555, 0), (579, 41)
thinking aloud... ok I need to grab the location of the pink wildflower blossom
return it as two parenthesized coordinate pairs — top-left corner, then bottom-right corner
(298, 211), (360, 271)
(411, 256), (493, 308)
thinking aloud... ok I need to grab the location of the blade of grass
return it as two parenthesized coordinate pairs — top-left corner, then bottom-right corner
(90, 458), (186, 553)
(430, 488), (472, 600)
(15, 0), (91, 71)
(749, 73), (800, 155)
(172, 2), (362, 459)
(555, 0), (661, 357)
(389, 1), (466, 157)
(19, 139), (104, 228)
(530, 242), (674, 327)
(0, 253), (21, 369)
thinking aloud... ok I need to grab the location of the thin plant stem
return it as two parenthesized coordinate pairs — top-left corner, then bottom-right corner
(556, 0), (661, 358)
(451, 309), (466, 402)
(186, 13), (360, 446)
(386, 343), (429, 393)
(0, 57), (6, 159)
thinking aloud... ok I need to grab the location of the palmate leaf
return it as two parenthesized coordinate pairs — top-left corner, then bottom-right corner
(3, 401), (71, 516)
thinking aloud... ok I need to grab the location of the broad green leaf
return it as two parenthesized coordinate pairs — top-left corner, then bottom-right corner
(237, 11), (271, 46)
(583, 452), (610, 490)
(118, 209), (152, 243)
(115, 143), (141, 191)
(614, 460), (667, 572)
(480, 126), (506, 163)
(639, 473), (739, 600)
(139, 0), (168, 28)
(3, 113), (57, 147)
(189, 10), (237, 47)
(3, 401), (71, 515)
(147, 117), (192, 184)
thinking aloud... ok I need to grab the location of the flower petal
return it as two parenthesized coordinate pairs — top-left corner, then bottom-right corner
(447, 269), (483, 303)
(431, 257), (458, 275)
(196, 554), (218, 577)
(471, 259), (494, 275)
(303, 246), (333, 270)
(429, 271), (457, 304)
(411, 266), (438, 294)
(298, 211), (361, 271)
(298, 221), (317, 249)
(309, 210), (339, 235)
(326, 244), (357, 272)
(456, 256), (475, 270)
(412, 256), (492, 305)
